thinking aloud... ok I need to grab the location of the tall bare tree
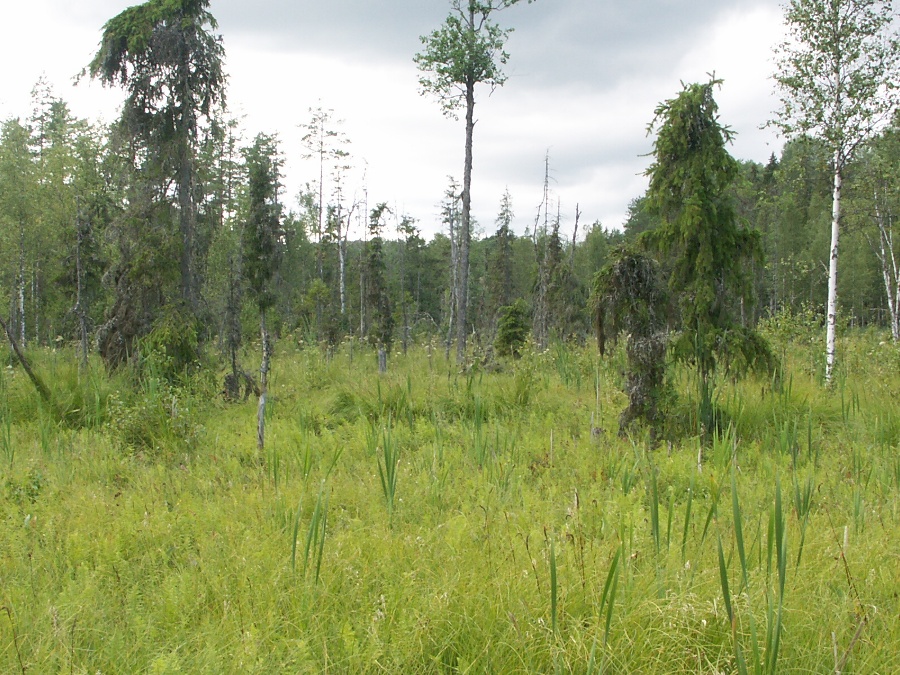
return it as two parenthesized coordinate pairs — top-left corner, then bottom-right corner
(415, 0), (534, 364)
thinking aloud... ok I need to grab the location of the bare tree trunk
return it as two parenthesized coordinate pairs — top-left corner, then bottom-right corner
(178, 142), (197, 312)
(825, 158), (842, 384)
(32, 265), (39, 346)
(359, 252), (366, 340)
(18, 223), (26, 349)
(338, 219), (347, 316)
(456, 66), (475, 365)
(870, 194), (900, 341)
(532, 154), (551, 351)
(18, 280), (25, 349)
(74, 208), (89, 367)
(446, 200), (458, 361)
(257, 309), (270, 451)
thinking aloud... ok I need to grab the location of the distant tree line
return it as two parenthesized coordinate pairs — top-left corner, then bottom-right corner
(1, 0), (899, 385)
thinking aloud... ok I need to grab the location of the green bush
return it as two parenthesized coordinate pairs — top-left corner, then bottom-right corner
(495, 299), (530, 358)
(138, 305), (202, 384)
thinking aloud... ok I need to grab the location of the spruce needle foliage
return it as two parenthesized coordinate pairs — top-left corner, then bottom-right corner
(642, 80), (776, 432)
(592, 249), (670, 436)
(495, 298), (530, 357)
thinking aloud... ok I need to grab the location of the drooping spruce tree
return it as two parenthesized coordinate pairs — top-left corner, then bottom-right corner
(643, 80), (774, 436)
(88, 0), (225, 366)
(592, 249), (669, 438)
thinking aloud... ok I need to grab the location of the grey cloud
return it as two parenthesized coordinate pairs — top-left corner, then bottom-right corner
(214, 0), (781, 85)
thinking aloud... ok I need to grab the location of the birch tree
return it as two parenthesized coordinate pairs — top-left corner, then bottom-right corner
(772, 0), (900, 382)
(849, 124), (900, 340)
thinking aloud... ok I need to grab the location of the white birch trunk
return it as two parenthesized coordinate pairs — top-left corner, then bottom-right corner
(875, 196), (900, 341)
(825, 159), (842, 384)
(18, 282), (25, 348)
(338, 236), (346, 316)
(876, 214), (899, 341)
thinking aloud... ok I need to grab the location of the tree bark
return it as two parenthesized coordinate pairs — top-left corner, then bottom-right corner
(18, 223), (26, 349)
(446, 195), (458, 361)
(257, 309), (270, 451)
(338, 207), (347, 316)
(825, 157), (842, 384)
(872, 194), (900, 341)
(456, 74), (475, 365)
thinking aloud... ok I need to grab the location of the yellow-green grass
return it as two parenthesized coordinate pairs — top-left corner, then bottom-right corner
(1, 334), (899, 673)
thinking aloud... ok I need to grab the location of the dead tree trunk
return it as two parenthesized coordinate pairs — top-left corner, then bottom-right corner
(0, 313), (54, 410)
(257, 309), (270, 451)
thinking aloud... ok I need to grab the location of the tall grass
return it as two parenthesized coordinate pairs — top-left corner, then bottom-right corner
(1, 338), (899, 672)
(1, 370), (12, 469)
(374, 420), (400, 522)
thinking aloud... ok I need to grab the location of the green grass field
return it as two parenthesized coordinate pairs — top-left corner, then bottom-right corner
(2, 331), (899, 673)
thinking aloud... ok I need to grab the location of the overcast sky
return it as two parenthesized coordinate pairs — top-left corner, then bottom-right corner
(0, 0), (788, 239)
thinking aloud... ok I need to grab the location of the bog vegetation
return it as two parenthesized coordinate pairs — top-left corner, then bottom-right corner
(2, 0), (900, 672)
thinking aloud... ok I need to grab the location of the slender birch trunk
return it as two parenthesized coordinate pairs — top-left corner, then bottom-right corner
(825, 157), (842, 384)
(338, 226), (347, 316)
(873, 195), (900, 341)
(446, 206), (458, 362)
(18, 221), (26, 349)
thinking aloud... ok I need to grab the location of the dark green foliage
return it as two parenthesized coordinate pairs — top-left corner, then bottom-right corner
(89, 0), (225, 346)
(138, 303), (201, 382)
(495, 298), (530, 357)
(366, 203), (393, 351)
(485, 190), (515, 324)
(242, 134), (282, 312)
(89, 0), (225, 137)
(592, 249), (670, 436)
(643, 80), (775, 386)
(544, 222), (585, 341)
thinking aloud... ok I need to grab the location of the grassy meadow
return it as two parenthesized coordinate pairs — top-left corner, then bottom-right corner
(1, 327), (900, 673)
